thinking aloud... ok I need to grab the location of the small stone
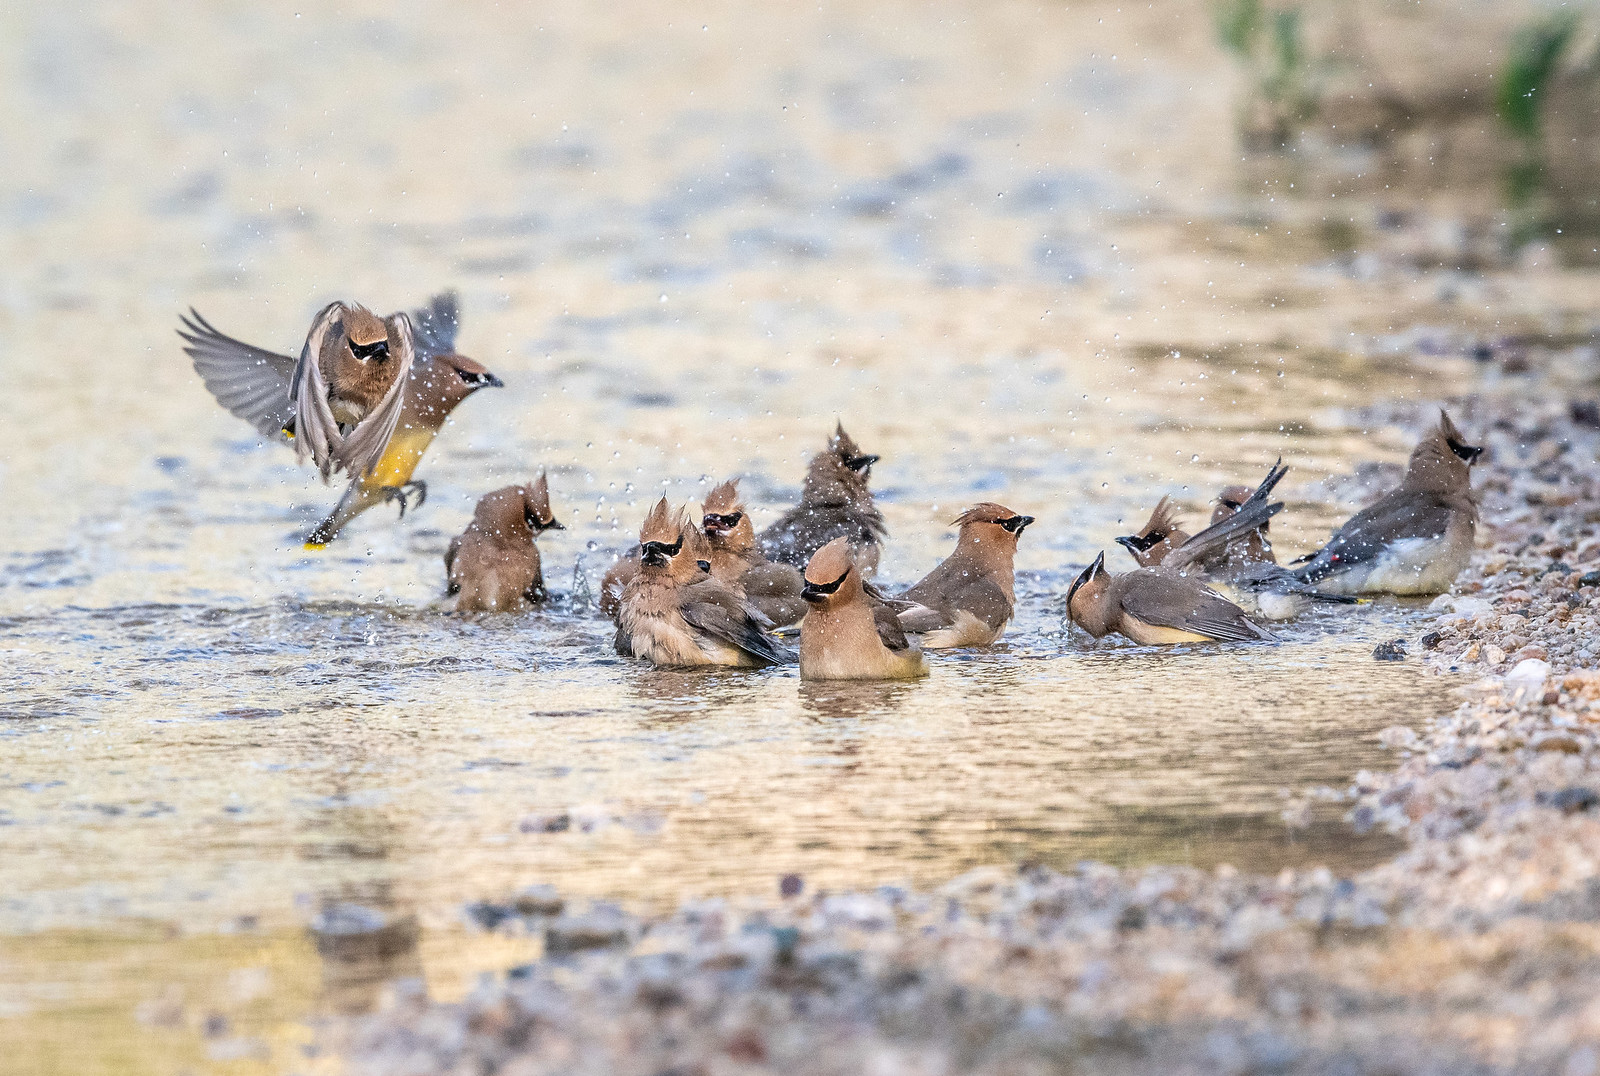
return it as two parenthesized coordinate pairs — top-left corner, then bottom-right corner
(1515, 645), (1549, 662)
(513, 885), (564, 917)
(1419, 631), (1443, 650)
(1484, 644), (1507, 665)
(1541, 786), (1600, 813)
(1373, 639), (1407, 661)
(1582, 571), (1600, 588)
(780, 874), (804, 898)
(1531, 732), (1584, 754)
(1543, 690), (1560, 705)
(545, 911), (630, 956)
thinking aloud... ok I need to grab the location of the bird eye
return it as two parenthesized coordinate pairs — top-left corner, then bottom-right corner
(1146, 530), (1166, 544)
(1219, 499), (1241, 510)
(1447, 436), (1482, 462)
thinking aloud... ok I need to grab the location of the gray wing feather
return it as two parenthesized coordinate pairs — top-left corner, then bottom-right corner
(1295, 494), (1454, 584)
(681, 591), (795, 666)
(1120, 574), (1274, 642)
(410, 291), (460, 357)
(332, 312), (412, 479)
(178, 309), (297, 442)
(290, 302), (347, 479)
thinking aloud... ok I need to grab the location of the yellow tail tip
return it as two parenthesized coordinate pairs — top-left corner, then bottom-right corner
(302, 542), (327, 552)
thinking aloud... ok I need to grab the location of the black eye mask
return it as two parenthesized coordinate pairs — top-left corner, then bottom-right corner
(641, 536), (684, 565)
(1116, 531), (1162, 553)
(845, 454), (879, 473)
(1065, 551), (1106, 609)
(703, 511), (744, 530)
(800, 567), (851, 602)
(997, 514), (1035, 534)
(349, 338), (389, 362)
(1447, 436), (1483, 463)
(526, 507), (564, 533)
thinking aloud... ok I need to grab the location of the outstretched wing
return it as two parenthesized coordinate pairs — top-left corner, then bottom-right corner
(178, 309), (297, 442)
(410, 291), (460, 357)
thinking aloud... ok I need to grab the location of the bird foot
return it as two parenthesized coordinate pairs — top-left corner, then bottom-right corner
(380, 481), (429, 519)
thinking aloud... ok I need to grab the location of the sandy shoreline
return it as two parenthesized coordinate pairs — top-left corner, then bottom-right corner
(323, 395), (1600, 1074)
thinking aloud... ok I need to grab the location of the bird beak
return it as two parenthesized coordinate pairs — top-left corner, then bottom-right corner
(1015, 515), (1035, 534)
(1447, 437), (1483, 463)
(702, 516), (726, 536)
(800, 584), (828, 604)
(481, 372), (505, 388)
(545, 518), (565, 531)
(1115, 534), (1142, 554)
(846, 454), (879, 473)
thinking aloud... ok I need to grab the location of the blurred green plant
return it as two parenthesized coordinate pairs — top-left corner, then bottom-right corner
(1214, 0), (1320, 150)
(1496, 10), (1581, 141)
(1495, 10), (1594, 246)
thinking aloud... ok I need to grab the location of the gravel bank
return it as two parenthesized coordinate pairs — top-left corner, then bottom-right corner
(329, 397), (1600, 1076)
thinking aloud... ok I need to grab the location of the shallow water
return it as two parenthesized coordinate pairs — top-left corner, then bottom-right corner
(3, 0), (1596, 1072)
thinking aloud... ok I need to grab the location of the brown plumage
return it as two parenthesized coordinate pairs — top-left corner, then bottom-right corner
(1205, 483), (1276, 570)
(1116, 497), (1189, 569)
(289, 302), (413, 480)
(1066, 551), (1275, 645)
(757, 423), (887, 574)
(896, 503), (1034, 648)
(615, 499), (792, 668)
(180, 293), (500, 543)
(701, 479), (808, 628)
(446, 474), (563, 613)
(799, 538), (929, 680)
(1291, 410), (1481, 595)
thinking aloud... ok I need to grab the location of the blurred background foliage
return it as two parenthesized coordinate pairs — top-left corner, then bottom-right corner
(1214, 0), (1600, 254)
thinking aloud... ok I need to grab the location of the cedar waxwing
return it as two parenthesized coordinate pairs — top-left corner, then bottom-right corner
(799, 538), (929, 680)
(757, 423), (887, 574)
(445, 474), (563, 613)
(701, 479), (808, 628)
(1290, 410), (1481, 596)
(180, 293), (503, 545)
(1208, 483), (1276, 569)
(1066, 552), (1275, 644)
(615, 499), (792, 668)
(1115, 461), (1354, 619)
(895, 503), (1034, 648)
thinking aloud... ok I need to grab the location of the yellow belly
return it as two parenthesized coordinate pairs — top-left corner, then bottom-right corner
(359, 427), (437, 491)
(1121, 616), (1213, 645)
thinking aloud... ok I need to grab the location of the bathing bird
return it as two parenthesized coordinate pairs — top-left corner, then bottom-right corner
(180, 293), (502, 545)
(700, 479), (808, 628)
(757, 422), (887, 574)
(894, 503), (1034, 648)
(615, 499), (792, 668)
(799, 538), (929, 680)
(1117, 461), (1355, 619)
(1066, 551), (1276, 644)
(1289, 410), (1481, 596)
(445, 475), (563, 613)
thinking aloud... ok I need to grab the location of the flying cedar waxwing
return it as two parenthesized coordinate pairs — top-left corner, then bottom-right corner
(1066, 551), (1275, 645)
(894, 503), (1034, 648)
(757, 422), (887, 574)
(700, 479), (808, 628)
(445, 474), (563, 613)
(615, 499), (792, 668)
(799, 538), (929, 680)
(180, 292), (503, 546)
(1290, 410), (1481, 596)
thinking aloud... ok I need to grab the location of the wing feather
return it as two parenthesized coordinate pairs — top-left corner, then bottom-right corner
(681, 587), (795, 666)
(410, 291), (460, 357)
(1119, 572), (1274, 642)
(1295, 494), (1454, 583)
(177, 309), (297, 442)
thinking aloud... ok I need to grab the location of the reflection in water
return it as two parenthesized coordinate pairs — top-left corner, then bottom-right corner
(798, 679), (922, 723)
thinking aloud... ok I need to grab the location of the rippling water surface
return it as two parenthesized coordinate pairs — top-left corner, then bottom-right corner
(6, 0), (1596, 1071)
